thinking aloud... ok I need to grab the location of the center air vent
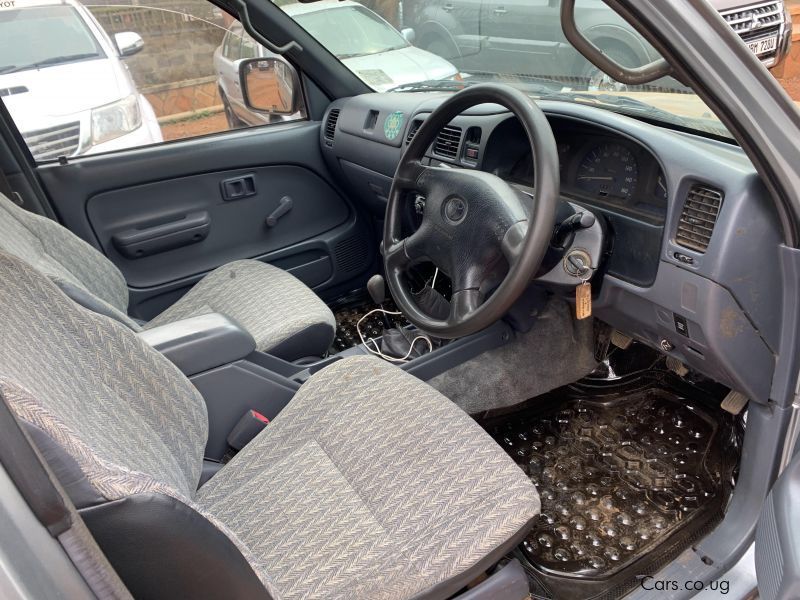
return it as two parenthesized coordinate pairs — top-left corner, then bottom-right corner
(324, 108), (340, 143)
(405, 119), (423, 144)
(433, 125), (462, 159)
(675, 184), (724, 253)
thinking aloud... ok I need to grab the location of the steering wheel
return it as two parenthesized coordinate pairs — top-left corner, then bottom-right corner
(383, 83), (560, 339)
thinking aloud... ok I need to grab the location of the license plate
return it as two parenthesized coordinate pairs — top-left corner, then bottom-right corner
(747, 35), (778, 56)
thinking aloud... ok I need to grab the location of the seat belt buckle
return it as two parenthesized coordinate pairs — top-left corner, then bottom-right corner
(226, 410), (269, 452)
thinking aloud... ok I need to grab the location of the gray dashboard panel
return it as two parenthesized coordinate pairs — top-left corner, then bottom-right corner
(320, 92), (783, 402)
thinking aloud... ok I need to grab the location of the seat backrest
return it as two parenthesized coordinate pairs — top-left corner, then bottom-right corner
(0, 251), (277, 599)
(0, 251), (207, 503)
(0, 193), (139, 329)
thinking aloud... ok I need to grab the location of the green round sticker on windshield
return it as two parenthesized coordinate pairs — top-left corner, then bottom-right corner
(384, 111), (405, 141)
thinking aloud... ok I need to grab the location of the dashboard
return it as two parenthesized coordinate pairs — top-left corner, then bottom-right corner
(496, 121), (668, 226)
(319, 91), (784, 405)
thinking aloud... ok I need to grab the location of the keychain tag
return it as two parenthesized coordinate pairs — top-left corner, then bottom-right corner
(576, 280), (592, 320)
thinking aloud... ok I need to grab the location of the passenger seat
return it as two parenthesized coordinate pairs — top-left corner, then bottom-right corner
(0, 192), (336, 360)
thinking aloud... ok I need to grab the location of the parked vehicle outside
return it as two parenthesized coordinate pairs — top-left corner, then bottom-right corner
(214, 0), (459, 127)
(0, 0), (162, 161)
(403, 0), (792, 90)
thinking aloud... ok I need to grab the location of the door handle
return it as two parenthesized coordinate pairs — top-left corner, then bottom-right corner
(220, 174), (256, 201)
(443, 3), (454, 11)
(493, 6), (507, 15)
(266, 196), (293, 227)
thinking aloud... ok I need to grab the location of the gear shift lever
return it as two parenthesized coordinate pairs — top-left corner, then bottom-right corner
(367, 274), (394, 328)
(367, 274), (386, 305)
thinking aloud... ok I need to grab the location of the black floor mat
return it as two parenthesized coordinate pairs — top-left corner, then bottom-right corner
(330, 294), (407, 353)
(482, 369), (739, 600)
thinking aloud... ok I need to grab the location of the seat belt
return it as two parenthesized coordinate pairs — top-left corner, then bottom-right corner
(0, 390), (132, 599)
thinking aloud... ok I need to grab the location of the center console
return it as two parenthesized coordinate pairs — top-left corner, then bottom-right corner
(139, 311), (516, 461)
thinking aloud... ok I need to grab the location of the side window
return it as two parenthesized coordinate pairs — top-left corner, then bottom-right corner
(240, 33), (259, 60)
(222, 30), (241, 60)
(0, 0), (306, 163)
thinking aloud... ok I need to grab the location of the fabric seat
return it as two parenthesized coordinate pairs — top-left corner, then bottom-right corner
(0, 252), (540, 600)
(0, 254), (540, 600)
(0, 193), (336, 359)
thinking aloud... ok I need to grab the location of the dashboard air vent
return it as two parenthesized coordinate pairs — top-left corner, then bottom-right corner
(676, 185), (724, 253)
(433, 125), (463, 159)
(405, 119), (423, 144)
(324, 109), (340, 142)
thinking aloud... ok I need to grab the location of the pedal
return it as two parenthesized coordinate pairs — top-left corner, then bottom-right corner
(721, 390), (748, 415)
(665, 356), (689, 377)
(610, 330), (632, 350)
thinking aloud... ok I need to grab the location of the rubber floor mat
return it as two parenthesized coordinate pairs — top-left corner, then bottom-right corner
(331, 297), (406, 352)
(483, 376), (738, 599)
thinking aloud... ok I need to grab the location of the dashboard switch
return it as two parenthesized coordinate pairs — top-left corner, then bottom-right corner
(674, 314), (690, 338)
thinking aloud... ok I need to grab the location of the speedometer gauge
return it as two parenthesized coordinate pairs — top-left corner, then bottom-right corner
(577, 143), (639, 200)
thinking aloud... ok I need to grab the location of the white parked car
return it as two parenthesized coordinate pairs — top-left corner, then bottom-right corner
(213, 0), (459, 127)
(0, 0), (162, 162)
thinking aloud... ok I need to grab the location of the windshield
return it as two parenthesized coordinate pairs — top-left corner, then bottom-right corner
(293, 5), (408, 58)
(276, 0), (732, 138)
(0, 5), (104, 74)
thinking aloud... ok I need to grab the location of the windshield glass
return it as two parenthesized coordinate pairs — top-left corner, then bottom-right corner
(0, 5), (104, 74)
(292, 5), (408, 58)
(275, 0), (731, 138)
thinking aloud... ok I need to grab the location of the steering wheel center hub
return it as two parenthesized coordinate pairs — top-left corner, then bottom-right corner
(443, 196), (468, 224)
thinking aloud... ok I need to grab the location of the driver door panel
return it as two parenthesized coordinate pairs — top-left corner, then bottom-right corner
(36, 122), (374, 321)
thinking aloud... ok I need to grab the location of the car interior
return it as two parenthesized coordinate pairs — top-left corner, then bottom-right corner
(1, 0), (800, 599)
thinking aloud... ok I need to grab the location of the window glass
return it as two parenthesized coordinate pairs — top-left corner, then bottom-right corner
(240, 32), (259, 59)
(0, 5), (105, 73)
(275, 0), (800, 138)
(294, 5), (407, 57)
(224, 28), (242, 60)
(0, 0), (305, 163)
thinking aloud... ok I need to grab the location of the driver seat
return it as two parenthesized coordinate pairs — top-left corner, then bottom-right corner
(0, 192), (336, 360)
(0, 252), (540, 599)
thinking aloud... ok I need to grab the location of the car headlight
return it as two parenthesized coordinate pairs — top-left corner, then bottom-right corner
(90, 95), (141, 146)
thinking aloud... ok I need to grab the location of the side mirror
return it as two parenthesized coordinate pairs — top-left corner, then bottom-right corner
(114, 32), (144, 57)
(239, 57), (301, 115)
(401, 27), (416, 45)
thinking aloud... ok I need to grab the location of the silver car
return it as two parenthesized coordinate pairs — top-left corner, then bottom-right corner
(213, 0), (459, 128)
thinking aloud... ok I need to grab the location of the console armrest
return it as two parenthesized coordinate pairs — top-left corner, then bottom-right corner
(139, 313), (256, 376)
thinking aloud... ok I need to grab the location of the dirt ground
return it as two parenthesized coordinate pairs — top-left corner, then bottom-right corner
(160, 112), (229, 141)
(781, 77), (800, 101)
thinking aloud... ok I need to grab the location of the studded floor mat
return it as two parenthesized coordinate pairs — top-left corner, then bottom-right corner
(483, 374), (738, 599)
(330, 297), (407, 352)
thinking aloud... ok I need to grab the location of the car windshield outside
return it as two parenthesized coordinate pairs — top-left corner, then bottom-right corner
(0, 5), (104, 74)
(275, 0), (739, 138)
(294, 5), (408, 58)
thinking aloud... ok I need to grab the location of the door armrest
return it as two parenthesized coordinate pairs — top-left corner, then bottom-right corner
(139, 313), (256, 376)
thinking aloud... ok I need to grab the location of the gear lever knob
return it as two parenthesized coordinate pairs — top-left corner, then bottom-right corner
(367, 274), (386, 305)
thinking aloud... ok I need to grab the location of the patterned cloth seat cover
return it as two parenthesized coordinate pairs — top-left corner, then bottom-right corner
(0, 252), (541, 600)
(0, 193), (336, 357)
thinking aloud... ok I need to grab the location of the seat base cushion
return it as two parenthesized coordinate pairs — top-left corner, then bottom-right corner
(144, 260), (336, 360)
(197, 356), (540, 600)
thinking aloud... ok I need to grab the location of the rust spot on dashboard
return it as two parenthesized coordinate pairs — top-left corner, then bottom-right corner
(720, 308), (745, 338)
